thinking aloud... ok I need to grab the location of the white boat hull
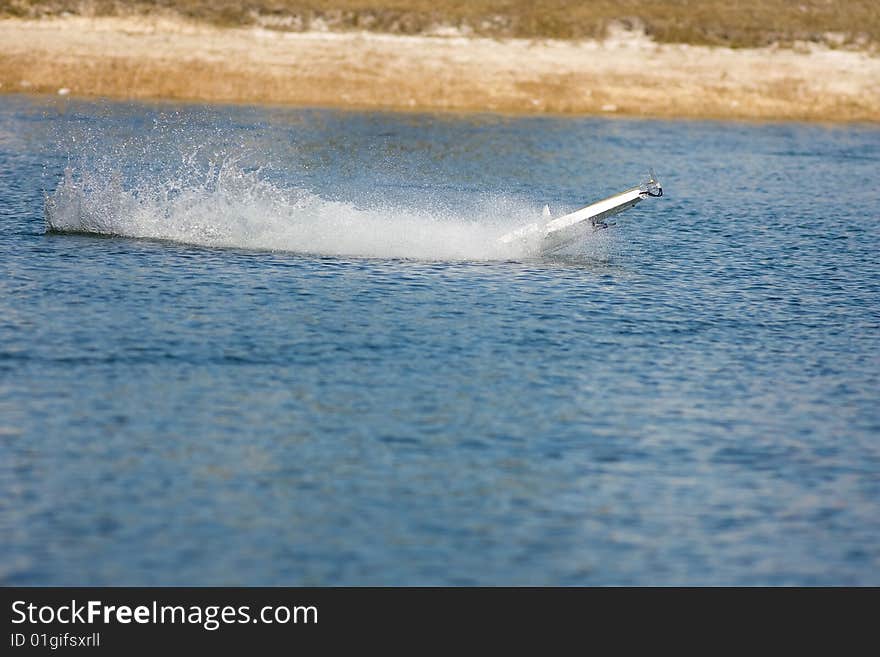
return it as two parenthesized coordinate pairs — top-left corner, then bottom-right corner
(499, 174), (662, 255)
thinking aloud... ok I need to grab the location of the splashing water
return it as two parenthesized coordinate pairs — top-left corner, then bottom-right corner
(44, 139), (615, 261)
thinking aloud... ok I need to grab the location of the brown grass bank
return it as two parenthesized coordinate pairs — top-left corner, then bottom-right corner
(0, 14), (878, 121)
(3, 1), (880, 48)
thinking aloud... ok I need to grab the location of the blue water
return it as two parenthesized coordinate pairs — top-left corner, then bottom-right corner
(1, 94), (878, 585)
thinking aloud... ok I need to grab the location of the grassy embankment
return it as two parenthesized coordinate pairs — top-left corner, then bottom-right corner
(1, 2), (878, 120)
(2, 0), (879, 48)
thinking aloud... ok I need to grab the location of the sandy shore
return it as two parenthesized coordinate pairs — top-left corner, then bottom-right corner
(1, 16), (878, 121)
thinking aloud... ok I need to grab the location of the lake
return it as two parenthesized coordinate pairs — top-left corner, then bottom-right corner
(1, 95), (878, 585)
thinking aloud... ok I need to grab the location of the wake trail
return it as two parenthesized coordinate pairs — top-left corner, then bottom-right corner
(45, 148), (615, 262)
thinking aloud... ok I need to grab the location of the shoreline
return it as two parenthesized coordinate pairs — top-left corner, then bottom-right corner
(1, 16), (879, 122)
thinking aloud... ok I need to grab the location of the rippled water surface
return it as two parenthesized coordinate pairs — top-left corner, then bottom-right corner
(1, 95), (878, 585)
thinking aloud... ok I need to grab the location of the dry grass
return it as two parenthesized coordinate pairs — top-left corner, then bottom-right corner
(1, 0), (878, 48)
(2, 16), (878, 121)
